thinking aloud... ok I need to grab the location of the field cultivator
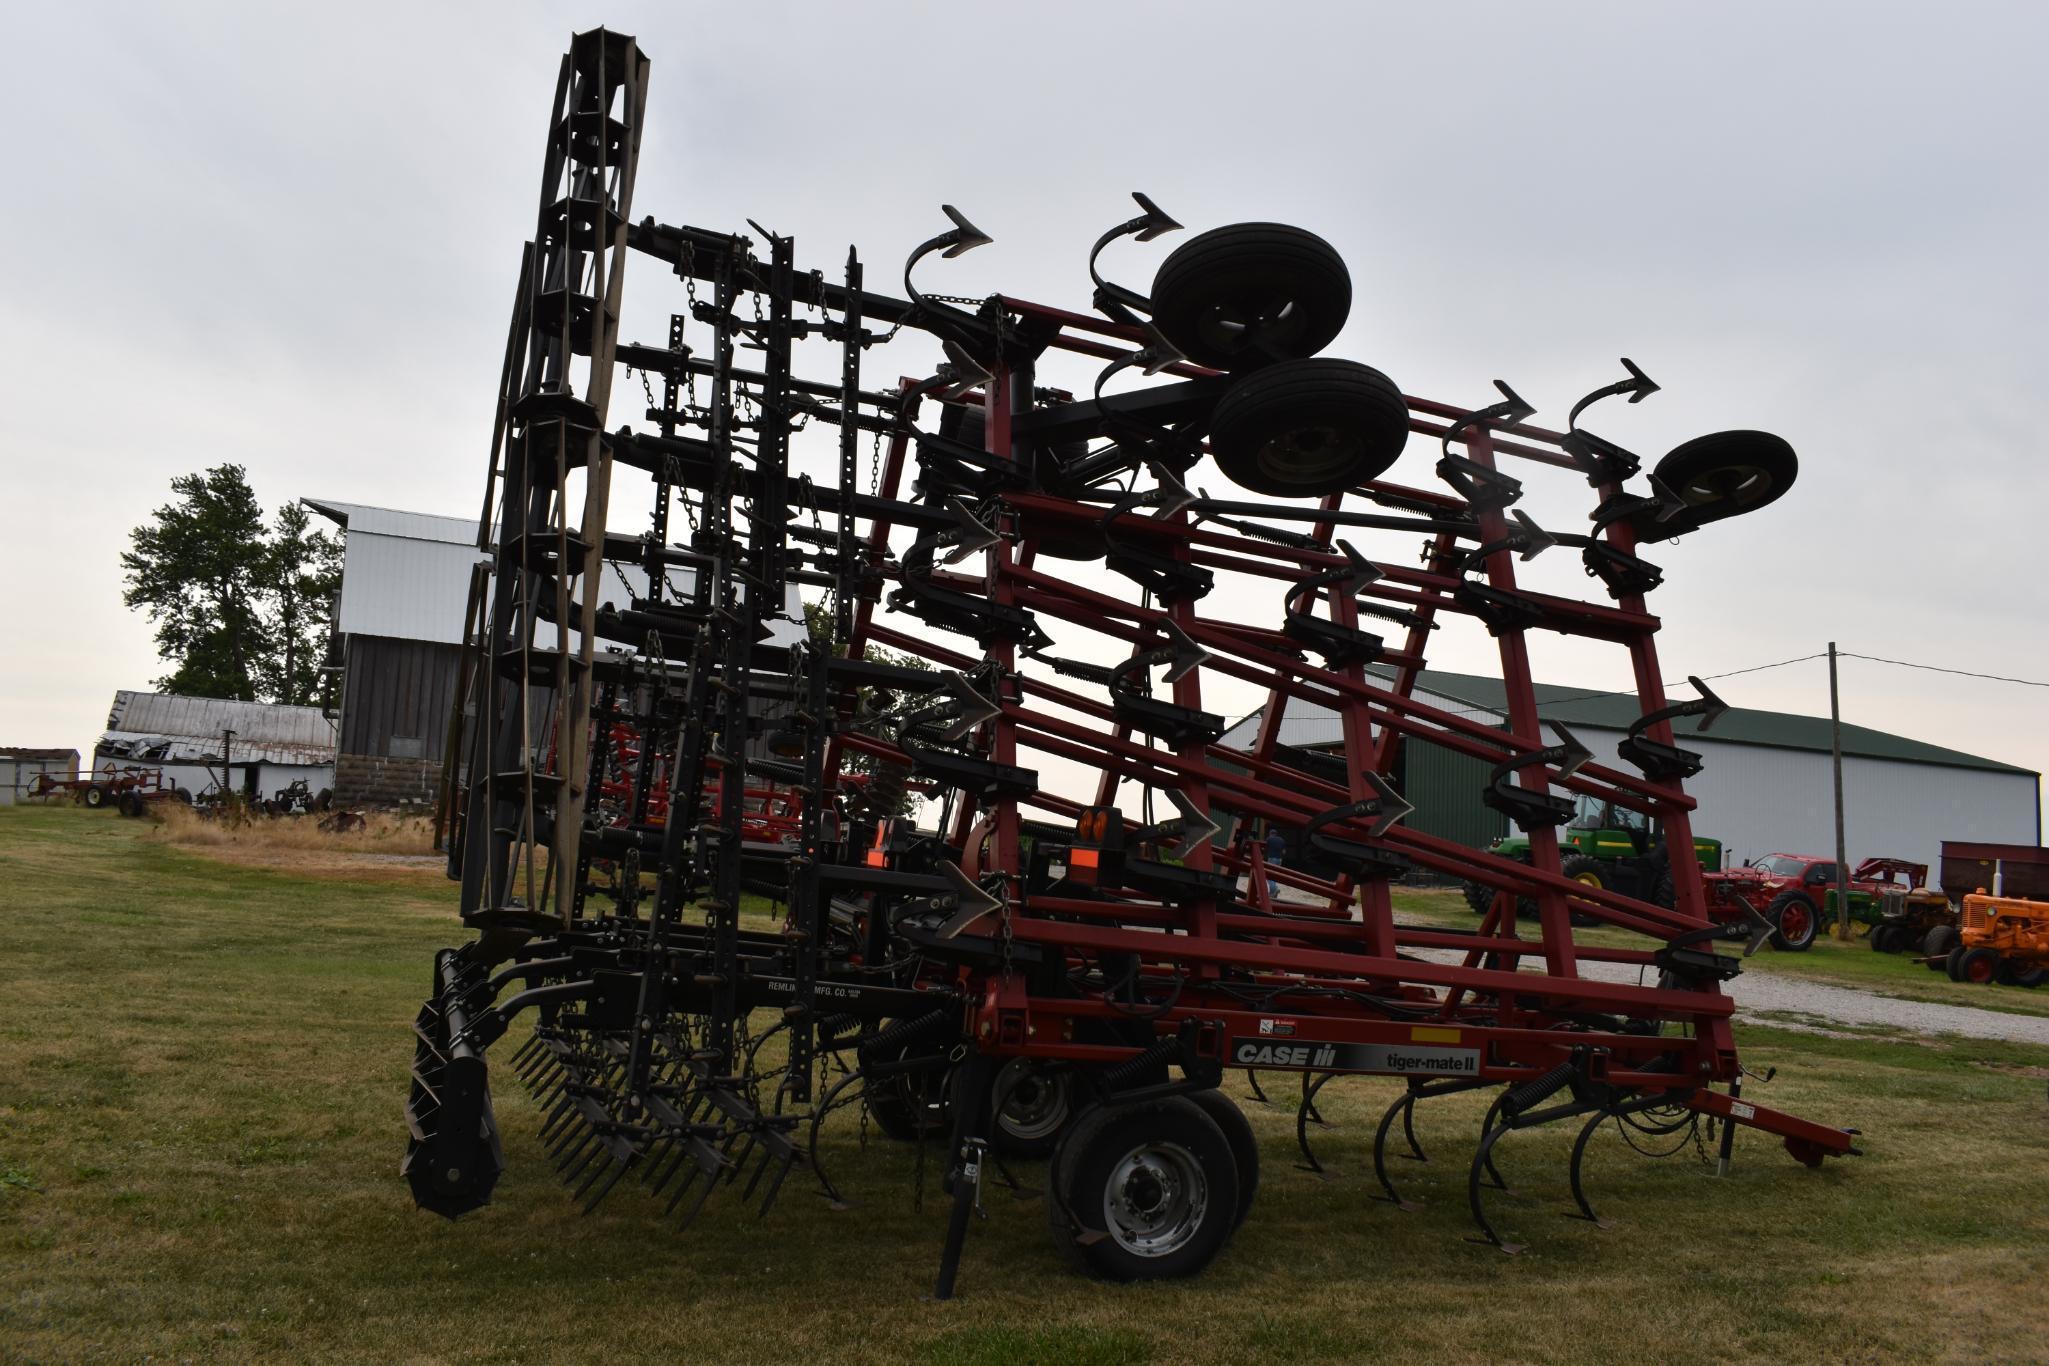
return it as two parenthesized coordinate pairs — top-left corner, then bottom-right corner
(403, 28), (1858, 1294)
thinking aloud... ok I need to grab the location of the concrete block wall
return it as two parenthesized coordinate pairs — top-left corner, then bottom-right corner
(334, 753), (442, 809)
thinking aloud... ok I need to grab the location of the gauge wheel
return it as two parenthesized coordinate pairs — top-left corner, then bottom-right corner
(1149, 222), (1350, 370)
(1639, 430), (1797, 538)
(1208, 359), (1409, 497)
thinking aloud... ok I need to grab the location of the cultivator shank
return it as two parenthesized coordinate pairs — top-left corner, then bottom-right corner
(405, 28), (1856, 1293)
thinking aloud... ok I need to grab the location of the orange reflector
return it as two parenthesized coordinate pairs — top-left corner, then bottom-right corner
(1071, 848), (1099, 869)
(1410, 1026), (1462, 1045)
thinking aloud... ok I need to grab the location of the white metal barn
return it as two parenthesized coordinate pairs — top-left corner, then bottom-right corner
(1220, 668), (2040, 874)
(95, 692), (337, 801)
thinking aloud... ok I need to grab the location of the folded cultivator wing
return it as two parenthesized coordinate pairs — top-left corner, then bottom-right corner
(404, 28), (1857, 1294)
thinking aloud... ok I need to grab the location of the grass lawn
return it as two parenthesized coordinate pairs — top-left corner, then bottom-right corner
(1392, 885), (2049, 1020)
(4, 805), (2048, 1363)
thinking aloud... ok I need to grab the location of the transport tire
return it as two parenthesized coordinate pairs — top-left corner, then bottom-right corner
(1641, 431), (1797, 538)
(1185, 1087), (1260, 1231)
(1767, 891), (1819, 952)
(1208, 359), (1409, 497)
(1045, 1096), (1239, 1282)
(862, 1036), (950, 1143)
(83, 784), (108, 809)
(990, 1059), (1076, 1160)
(1957, 947), (2002, 986)
(1149, 223), (1350, 370)
(1922, 925), (1958, 969)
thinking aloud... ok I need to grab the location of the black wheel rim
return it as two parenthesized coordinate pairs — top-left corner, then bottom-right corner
(1256, 423), (1364, 488)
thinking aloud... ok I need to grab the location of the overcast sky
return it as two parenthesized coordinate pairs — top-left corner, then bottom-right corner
(5, 2), (2046, 820)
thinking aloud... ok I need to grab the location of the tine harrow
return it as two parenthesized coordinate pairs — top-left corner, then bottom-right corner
(400, 26), (1864, 1298)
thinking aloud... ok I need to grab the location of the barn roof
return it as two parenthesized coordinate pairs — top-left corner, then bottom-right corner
(99, 691), (336, 766)
(1222, 667), (2036, 778)
(0, 747), (78, 761)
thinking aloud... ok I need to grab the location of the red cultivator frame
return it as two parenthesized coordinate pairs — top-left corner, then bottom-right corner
(405, 28), (1854, 1296)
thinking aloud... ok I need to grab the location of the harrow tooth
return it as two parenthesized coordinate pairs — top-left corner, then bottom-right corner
(674, 1170), (721, 1232)
(754, 1150), (798, 1220)
(582, 1154), (634, 1214)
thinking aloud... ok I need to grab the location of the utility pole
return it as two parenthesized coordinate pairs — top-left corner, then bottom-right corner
(1828, 643), (1849, 939)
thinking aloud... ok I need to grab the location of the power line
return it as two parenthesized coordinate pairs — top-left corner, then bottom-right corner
(1839, 651), (2049, 690)
(1687, 652), (1828, 684)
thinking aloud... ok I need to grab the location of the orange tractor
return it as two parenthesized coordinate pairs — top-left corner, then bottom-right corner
(1922, 894), (2049, 988)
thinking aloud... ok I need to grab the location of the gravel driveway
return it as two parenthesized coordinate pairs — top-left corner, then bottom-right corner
(1408, 945), (2049, 1047)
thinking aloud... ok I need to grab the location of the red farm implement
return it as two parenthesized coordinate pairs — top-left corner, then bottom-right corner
(404, 28), (1855, 1296)
(27, 764), (188, 816)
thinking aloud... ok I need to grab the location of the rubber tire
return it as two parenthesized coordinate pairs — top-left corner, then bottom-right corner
(1208, 359), (1409, 497)
(863, 1038), (949, 1143)
(1149, 222), (1351, 371)
(1957, 947), (2002, 986)
(1184, 1088), (1259, 1232)
(1642, 430), (1797, 538)
(83, 784), (108, 809)
(1923, 925), (1959, 970)
(1559, 855), (1607, 927)
(1945, 946), (1967, 981)
(1046, 1095), (1239, 1282)
(990, 1060), (1076, 1161)
(2007, 966), (2046, 989)
(1767, 890), (1819, 952)
(1868, 924), (1899, 953)
(1464, 851), (1538, 920)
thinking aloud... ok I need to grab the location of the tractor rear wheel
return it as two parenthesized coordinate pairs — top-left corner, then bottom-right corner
(1149, 223), (1350, 370)
(1957, 947), (2002, 985)
(1046, 1095), (1239, 1282)
(2007, 965), (2046, 989)
(1208, 359), (1409, 497)
(1922, 925), (1959, 969)
(1559, 856), (1607, 927)
(1767, 891), (1819, 952)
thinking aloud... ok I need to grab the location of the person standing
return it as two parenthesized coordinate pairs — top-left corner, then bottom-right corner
(1264, 826), (1286, 898)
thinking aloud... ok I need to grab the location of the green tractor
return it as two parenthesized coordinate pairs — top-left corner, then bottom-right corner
(1463, 794), (1722, 918)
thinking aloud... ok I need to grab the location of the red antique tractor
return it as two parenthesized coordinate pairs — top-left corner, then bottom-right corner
(1700, 853), (1944, 952)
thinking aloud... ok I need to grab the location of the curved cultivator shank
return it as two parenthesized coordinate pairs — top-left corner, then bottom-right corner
(403, 27), (1860, 1295)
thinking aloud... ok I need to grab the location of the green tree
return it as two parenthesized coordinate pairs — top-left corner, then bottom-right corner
(121, 465), (272, 701)
(261, 500), (342, 705)
(122, 469), (343, 706)
(801, 598), (929, 818)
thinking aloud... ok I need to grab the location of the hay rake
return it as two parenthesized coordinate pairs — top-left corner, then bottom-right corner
(404, 27), (1858, 1296)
